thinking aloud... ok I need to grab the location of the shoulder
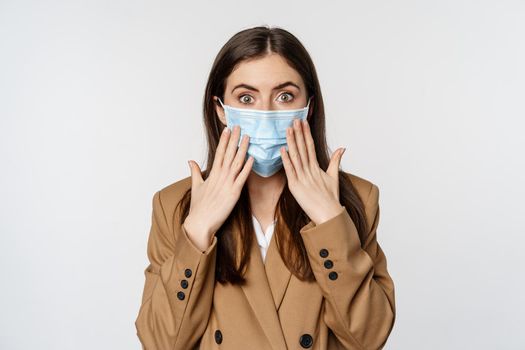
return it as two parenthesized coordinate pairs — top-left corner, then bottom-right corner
(341, 170), (379, 205)
(153, 175), (192, 219)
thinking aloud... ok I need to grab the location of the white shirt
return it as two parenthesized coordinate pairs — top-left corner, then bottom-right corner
(251, 215), (277, 261)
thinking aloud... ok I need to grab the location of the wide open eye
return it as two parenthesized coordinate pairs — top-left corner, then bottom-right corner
(277, 92), (294, 103)
(239, 94), (254, 104)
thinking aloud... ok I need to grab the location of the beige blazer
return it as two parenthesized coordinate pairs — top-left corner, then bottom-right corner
(135, 172), (396, 350)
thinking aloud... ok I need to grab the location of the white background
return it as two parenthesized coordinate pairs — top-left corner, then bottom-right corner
(1, 0), (524, 349)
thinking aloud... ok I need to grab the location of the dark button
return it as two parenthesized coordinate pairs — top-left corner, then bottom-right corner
(324, 259), (334, 269)
(214, 329), (223, 344)
(328, 271), (338, 280)
(176, 291), (185, 300)
(184, 268), (192, 278)
(299, 333), (313, 348)
(180, 279), (189, 289)
(319, 248), (329, 258)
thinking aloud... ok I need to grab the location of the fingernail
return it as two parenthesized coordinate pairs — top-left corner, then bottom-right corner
(187, 160), (191, 169)
(342, 148), (346, 155)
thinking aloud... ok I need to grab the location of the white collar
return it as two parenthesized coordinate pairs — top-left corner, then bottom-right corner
(251, 215), (277, 249)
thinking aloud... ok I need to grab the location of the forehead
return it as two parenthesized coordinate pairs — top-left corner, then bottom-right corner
(226, 53), (305, 91)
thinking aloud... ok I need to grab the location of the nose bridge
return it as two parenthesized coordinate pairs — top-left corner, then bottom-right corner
(261, 96), (273, 111)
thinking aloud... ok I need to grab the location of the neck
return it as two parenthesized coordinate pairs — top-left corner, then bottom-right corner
(247, 168), (286, 217)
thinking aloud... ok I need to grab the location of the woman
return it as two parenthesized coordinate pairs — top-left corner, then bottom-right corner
(135, 26), (396, 350)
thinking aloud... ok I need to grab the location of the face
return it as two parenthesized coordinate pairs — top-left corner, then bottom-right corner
(214, 53), (312, 125)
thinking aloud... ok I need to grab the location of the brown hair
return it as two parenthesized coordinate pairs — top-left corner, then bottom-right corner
(177, 25), (369, 284)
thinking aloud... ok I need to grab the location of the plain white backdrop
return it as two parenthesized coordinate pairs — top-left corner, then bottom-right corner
(1, 0), (524, 349)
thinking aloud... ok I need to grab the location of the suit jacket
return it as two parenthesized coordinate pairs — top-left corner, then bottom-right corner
(135, 172), (396, 350)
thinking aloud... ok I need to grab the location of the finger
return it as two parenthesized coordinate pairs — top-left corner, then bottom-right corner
(280, 145), (297, 182)
(302, 119), (319, 169)
(233, 155), (254, 190)
(326, 148), (345, 179)
(286, 125), (304, 176)
(229, 134), (250, 177)
(223, 125), (242, 169)
(293, 118), (309, 169)
(212, 126), (231, 174)
(188, 160), (204, 188)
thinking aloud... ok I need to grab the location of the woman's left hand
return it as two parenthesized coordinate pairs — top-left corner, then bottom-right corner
(280, 118), (347, 225)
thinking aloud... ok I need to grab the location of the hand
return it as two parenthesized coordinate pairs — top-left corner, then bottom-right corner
(280, 118), (346, 225)
(184, 125), (254, 251)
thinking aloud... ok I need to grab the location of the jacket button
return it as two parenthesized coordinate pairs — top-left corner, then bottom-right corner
(214, 329), (223, 344)
(319, 248), (329, 258)
(324, 259), (333, 269)
(184, 268), (192, 278)
(328, 271), (338, 280)
(176, 291), (185, 300)
(299, 333), (313, 348)
(180, 280), (189, 289)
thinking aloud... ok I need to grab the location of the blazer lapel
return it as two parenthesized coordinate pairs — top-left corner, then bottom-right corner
(264, 231), (292, 311)
(239, 227), (288, 350)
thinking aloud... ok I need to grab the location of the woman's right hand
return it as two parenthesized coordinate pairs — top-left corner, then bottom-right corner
(183, 125), (254, 251)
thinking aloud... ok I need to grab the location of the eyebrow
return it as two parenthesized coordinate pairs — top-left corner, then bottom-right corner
(231, 81), (301, 94)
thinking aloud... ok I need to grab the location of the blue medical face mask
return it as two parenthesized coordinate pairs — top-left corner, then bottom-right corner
(218, 97), (312, 177)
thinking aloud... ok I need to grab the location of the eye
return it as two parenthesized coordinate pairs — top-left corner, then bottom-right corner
(277, 92), (294, 103)
(239, 94), (254, 104)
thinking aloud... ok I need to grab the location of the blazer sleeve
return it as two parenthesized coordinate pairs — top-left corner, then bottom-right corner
(299, 183), (396, 350)
(135, 190), (218, 350)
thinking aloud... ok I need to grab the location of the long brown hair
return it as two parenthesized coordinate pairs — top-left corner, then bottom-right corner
(177, 26), (369, 285)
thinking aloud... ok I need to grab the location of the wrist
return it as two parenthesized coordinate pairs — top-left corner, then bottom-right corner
(183, 216), (214, 251)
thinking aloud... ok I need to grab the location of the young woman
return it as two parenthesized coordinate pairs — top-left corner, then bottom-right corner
(135, 26), (396, 350)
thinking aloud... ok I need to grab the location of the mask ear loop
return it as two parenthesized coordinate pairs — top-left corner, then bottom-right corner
(305, 96), (313, 122)
(217, 97), (230, 131)
(306, 96), (314, 108)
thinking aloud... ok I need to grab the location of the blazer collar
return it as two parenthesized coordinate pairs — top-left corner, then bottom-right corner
(264, 229), (292, 311)
(239, 223), (290, 350)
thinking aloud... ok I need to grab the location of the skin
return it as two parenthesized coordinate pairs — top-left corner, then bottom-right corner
(184, 53), (346, 252)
